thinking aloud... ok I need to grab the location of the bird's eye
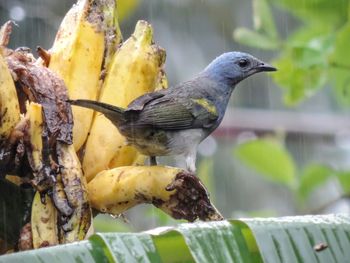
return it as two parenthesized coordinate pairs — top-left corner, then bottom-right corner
(238, 59), (249, 68)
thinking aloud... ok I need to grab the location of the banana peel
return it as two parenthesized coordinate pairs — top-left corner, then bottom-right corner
(88, 166), (223, 222)
(83, 20), (166, 182)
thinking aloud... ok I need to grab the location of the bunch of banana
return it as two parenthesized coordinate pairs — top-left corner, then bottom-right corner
(0, 0), (224, 253)
(48, 0), (122, 151)
(82, 20), (166, 182)
(0, 19), (93, 248)
(87, 166), (223, 222)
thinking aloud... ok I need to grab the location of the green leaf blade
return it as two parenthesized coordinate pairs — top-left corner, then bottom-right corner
(1, 215), (350, 262)
(329, 24), (350, 105)
(0, 240), (109, 263)
(233, 28), (279, 50)
(93, 233), (161, 263)
(242, 214), (350, 263)
(335, 171), (350, 194)
(298, 164), (334, 200)
(253, 0), (278, 38)
(175, 220), (263, 263)
(234, 138), (296, 186)
(272, 54), (327, 106)
(151, 229), (195, 263)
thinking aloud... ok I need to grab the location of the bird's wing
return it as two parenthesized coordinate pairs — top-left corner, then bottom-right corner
(130, 97), (219, 130)
(126, 91), (166, 111)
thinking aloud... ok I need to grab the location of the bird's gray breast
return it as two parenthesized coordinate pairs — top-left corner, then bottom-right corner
(124, 128), (207, 156)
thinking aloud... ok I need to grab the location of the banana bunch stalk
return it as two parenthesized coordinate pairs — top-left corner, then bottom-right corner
(88, 166), (223, 222)
(82, 20), (166, 182)
(49, 0), (122, 151)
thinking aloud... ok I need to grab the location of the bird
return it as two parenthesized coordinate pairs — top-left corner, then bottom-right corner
(68, 51), (276, 172)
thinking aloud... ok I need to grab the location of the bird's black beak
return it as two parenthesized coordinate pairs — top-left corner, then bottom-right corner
(255, 62), (277, 72)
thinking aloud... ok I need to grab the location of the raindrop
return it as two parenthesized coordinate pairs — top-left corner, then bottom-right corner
(9, 5), (26, 22)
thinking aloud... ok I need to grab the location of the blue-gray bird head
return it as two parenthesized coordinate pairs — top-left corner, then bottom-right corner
(202, 51), (276, 87)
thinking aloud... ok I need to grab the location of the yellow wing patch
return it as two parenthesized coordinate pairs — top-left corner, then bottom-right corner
(191, 98), (218, 115)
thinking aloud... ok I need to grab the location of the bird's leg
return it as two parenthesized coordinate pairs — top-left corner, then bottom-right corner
(185, 149), (197, 173)
(150, 156), (157, 166)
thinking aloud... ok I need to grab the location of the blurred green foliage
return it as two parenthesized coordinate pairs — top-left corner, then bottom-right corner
(94, 214), (132, 233)
(234, 0), (350, 106)
(234, 138), (296, 186)
(234, 137), (350, 212)
(233, 0), (350, 213)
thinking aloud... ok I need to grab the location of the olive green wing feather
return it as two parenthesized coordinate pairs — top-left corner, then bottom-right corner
(126, 90), (166, 111)
(129, 97), (219, 130)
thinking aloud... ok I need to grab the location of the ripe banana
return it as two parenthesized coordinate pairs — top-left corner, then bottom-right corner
(87, 166), (223, 222)
(26, 102), (54, 194)
(83, 20), (166, 182)
(31, 192), (58, 248)
(0, 53), (20, 141)
(26, 103), (43, 178)
(56, 142), (91, 243)
(26, 103), (58, 248)
(26, 101), (90, 243)
(49, 0), (122, 151)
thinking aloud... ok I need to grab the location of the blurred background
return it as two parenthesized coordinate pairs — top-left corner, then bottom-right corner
(1, 0), (350, 232)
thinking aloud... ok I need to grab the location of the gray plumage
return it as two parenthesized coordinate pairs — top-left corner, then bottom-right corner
(69, 51), (276, 172)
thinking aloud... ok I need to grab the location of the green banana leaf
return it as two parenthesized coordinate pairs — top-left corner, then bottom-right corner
(1, 214), (349, 263)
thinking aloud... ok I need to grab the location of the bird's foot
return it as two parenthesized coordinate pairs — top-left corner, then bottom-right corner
(150, 156), (157, 166)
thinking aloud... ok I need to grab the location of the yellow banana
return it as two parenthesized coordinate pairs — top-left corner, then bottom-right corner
(49, 0), (121, 151)
(31, 192), (58, 248)
(26, 103), (56, 194)
(0, 53), (20, 141)
(26, 103), (58, 248)
(56, 143), (91, 243)
(26, 103), (42, 174)
(87, 166), (223, 222)
(83, 20), (166, 182)
(26, 101), (89, 243)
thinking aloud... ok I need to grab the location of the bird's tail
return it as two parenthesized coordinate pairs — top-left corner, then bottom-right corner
(68, 99), (126, 124)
